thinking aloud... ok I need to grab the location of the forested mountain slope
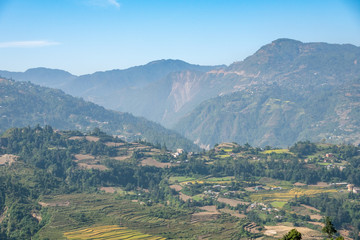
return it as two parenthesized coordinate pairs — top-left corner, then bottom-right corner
(175, 78), (360, 148)
(0, 78), (199, 151)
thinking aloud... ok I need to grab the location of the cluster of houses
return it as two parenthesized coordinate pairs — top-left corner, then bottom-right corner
(347, 184), (360, 194)
(171, 148), (184, 158)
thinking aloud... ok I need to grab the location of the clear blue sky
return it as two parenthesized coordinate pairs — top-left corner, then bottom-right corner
(0, 0), (359, 75)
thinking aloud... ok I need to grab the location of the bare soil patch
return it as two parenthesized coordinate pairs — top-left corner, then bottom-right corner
(141, 158), (172, 168)
(85, 136), (100, 142)
(74, 154), (95, 161)
(169, 184), (183, 191)
(301, 204), (320, 212)
(0, 154), (18, 165)
(310, 182), (330, 187)
(112, 156), (130, 161)
(32, 211), (42, 222)
(217, 197), (249, 207)
(309, 221), (324, 227)
(339, 230), (352, 240)
(38, 201), (70, 207)
(293, 182), (306, 186)
(68, 136), (84, 141)
(219, 208), (246, 218)
(199, 205), (219, 213)
(217, 143), (236, 148)
(179, 192), (192, 201)
(100, 187), (117, 193)
(310, 214), (323, 220)
(244, 187), (256, 192)
(264, 225), (322, 239)
(105, 142), (125, 147)
(191, 205), (220, 223)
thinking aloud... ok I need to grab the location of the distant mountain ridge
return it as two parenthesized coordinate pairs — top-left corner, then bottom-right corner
(0, 78), (199, 151)
(1, 39), (359, 148)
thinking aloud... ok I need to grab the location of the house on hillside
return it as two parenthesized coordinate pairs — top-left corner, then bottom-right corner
(347, 184), (360, 194)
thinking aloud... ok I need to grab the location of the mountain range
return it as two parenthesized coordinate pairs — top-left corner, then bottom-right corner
(1, 38), (359, 148)
(0, 78), (199, 151)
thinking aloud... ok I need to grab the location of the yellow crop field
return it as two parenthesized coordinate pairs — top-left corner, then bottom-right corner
(64, 225), (166, 240)
(251, 188), (337, 202)
(261, 149), (292, 154)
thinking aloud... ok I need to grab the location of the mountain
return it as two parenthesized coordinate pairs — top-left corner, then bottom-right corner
(173, 39), (360, 148)
(0, 60), (224, 113)
(1, 39), (359, 148)
(0, 67), (76, 88)
(174, 79), (360, 148)
(0, 78), (199, 151)
(104, 39), (360, 127)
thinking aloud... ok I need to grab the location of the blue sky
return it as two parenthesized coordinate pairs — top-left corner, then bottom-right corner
(0, 0), (359, 75)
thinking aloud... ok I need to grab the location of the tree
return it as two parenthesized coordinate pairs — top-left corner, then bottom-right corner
(280, 228), (302, 240)
(322, 216), (337, 239)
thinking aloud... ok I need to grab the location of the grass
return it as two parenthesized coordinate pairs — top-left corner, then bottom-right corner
(206, 176), (234, 182)
(64, 225), (166, 239)
(169, 176), (196, 183)
(192, 194), (204, 201)
(317, 162), (332, 166)
(270, 201), (287, 208)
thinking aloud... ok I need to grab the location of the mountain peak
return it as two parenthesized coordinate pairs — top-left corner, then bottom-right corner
(271, 38), (303, 45)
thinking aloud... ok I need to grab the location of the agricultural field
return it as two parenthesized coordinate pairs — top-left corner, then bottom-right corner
(2, 127), (359, 239)
(264, 225), (323, 239)
(261, 149), (292, 155)
(64, 225), (165, 240)
(0, 154), (17, 165)
(250, 187), (338, 202)
(35, 193), (243, 240)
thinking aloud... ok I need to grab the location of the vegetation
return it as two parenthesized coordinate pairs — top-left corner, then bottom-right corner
(0, 78), (200, 152)
(280, 229), (302, 240)
(1, 126), (360, 239)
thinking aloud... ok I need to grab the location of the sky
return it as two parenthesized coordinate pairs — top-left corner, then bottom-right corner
(0, 0), (359, 75)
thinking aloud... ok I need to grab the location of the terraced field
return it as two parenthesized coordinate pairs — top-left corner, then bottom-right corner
(64, 225), (165, 239)
(261, 149), (292, 154)
(251, 187), (338, 202)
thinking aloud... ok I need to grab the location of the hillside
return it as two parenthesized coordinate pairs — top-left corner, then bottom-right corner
(171, 39), (360, 147)
(0, 78), (199, 151)
(175, 78), (360, 148)
(111, 39), (360, 127)
(0, 60), (224, 112)
(1, 126), (360, 239)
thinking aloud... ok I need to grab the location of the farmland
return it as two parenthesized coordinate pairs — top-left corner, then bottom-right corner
(64, 225), (165, 240)
(1, 127), (360, 239)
